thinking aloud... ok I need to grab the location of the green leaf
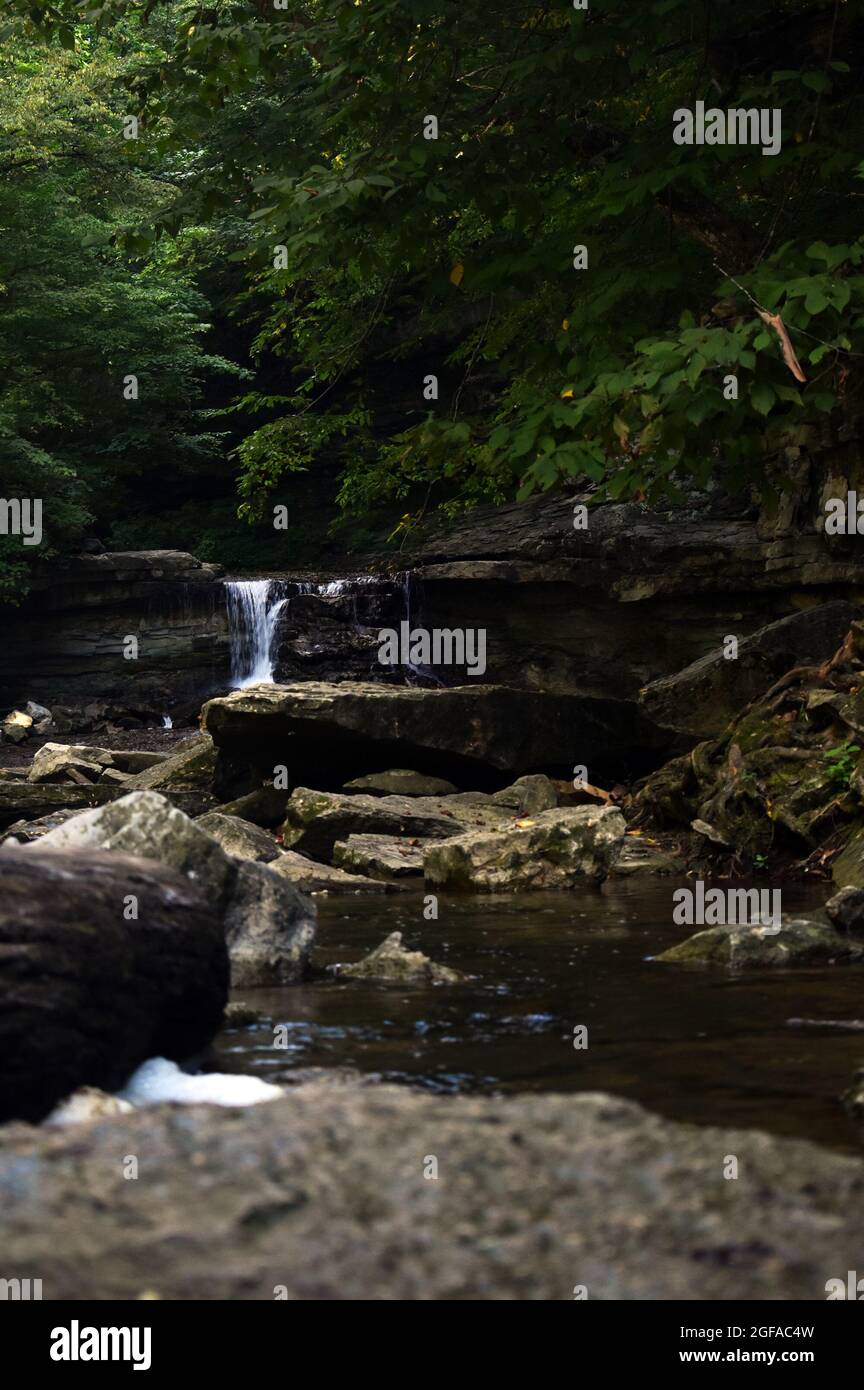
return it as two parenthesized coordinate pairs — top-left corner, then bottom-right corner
(751, 383), (776, 416)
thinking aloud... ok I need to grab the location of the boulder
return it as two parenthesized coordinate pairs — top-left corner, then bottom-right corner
(23, 790), (235, 908)
(655, 918), (864, 968)
(338, 932), (463, 984)
(201, 680), (669, 796)
(195, 812), (280, 864)
(222, 861), (316, 986)
(0, 780), (121, 829)
(825, 885), (864, 932)
(212, 785), (289, 828)
(281, 786), (510, 861)
(1, 710), (32, 744)
(0, 848), (228, 1122)
(639, 602), (860, 740)
(28, 742), (113, 783)
(423, 805), (626, 891)
(489, 774), (558, 814)
(343, 769), (459, 797)
(4, 1084), (864, 1299)
(124, 733), (217, 792)
(269, 851), (400, 894)
(332, 834), (428, 879)
(17, 790), (318, 986)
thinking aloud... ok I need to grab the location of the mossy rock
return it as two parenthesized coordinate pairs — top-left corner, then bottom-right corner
(657, 919), (864, 968)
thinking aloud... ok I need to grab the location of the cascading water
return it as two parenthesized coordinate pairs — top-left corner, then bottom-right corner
(225, 579), (288, 688)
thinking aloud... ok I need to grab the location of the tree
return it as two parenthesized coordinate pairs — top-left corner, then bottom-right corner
(6, 0), (864, 539)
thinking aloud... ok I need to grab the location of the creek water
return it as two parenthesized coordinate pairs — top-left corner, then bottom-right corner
(209, 877), (864, 1154)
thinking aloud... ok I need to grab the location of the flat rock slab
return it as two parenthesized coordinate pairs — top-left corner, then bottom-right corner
(202, 681), (667, 793)
(282, 786), (510, 861)
(269, 850), (402, 894)
(0, 781), (215, 831)
(332, 833), (429, 878)
(3, 1085), (864, 1299)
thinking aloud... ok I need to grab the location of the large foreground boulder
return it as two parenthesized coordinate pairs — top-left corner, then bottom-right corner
(2, 1084), (864, 1298)
(201, 681), (669, 795)
(424, 805), (626, 891)
(0, 848), (228, 1122)
(17, 791), (316, 986)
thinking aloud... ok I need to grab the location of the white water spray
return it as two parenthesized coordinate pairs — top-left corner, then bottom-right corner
(225, 579), (287, 687)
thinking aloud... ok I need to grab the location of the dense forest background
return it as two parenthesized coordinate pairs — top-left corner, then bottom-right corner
(1, 0), (862, 600)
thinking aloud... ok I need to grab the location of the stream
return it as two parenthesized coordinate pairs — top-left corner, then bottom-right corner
(209, 878), (864, 1154)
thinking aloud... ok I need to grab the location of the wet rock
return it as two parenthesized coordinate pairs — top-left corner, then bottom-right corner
(3, 1084), (864, 1299)
(490, 774), (558, 814)
(825, 885), (864, 932)
(0, 848), (228, 1122)
(332, 834), (428, 879)
(222, 861), (315, 986)
(655, 918), (864, 968)
(45, 1087), (135, 1127)
(195, 812), (280, 864)
(343, 769), (459, 797)
(424, 805), (626, 891)
(281, 786), (509, 861)
(638, 603), (859, 740)
(339, 932), (463, 984)
(269, 850), (399, 894)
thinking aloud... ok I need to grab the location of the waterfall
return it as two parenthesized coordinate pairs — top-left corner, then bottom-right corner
(225, 580), (287, 688)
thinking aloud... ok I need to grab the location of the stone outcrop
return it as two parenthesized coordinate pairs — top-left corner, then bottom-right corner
(202, 681), (668, 795)
(3, 1084), (864, 1299)
(631, 621), (864, 871)
(638, 602), (858, 740)
(0, 848), (228, 1122)
(0, 550), (228, 715)
(423, 805), (626, 891)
